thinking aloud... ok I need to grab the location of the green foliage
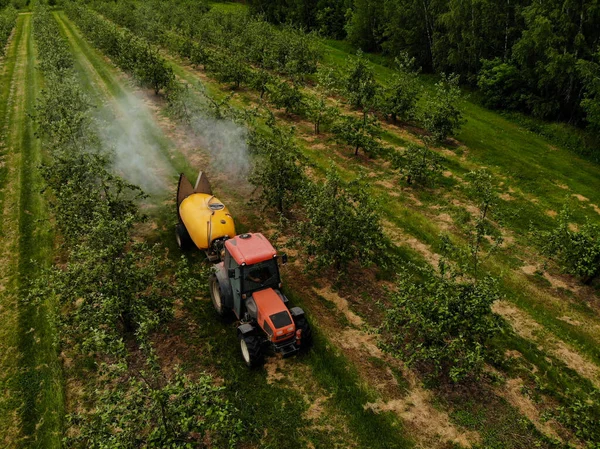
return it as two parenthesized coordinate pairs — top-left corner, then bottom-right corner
(465, 169), (496, 220)
(250, 69), (276, 99)
(477, 58), (527, 111)
(377, 54), (421, 123)
(249, 123), (307, 214)
(553, 389), (600, 448)
(91, 0), (320, 78)
(296, 168), (387, 271)
(173, 255), (212, 301)
(394, 143), (442, 186)
(305, 67), (340, 134)
(342, 50), (379, 110)
(247, 0), (350, 39)
(33, 74), (95, 151)
(578, 53), (600, 134)
(421, 73), (464, 143)
(462, 169), (502, 273)
(305, 94), (339, 134)
(66, 361), (242, 449)
(266, 79), (306, 116)
(0, 5), (17, 58)
(383, 265), (501, 383)
(536, 205), (600, 284)
(332, 113), (381, 157)
(205, 49), (251, 89)
(33, 5), (73, 73)
(345, 0), (384, 52)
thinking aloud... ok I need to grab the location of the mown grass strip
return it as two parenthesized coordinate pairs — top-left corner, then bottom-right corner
(16, 12), (62, 449)
(0, 13), (27, 445)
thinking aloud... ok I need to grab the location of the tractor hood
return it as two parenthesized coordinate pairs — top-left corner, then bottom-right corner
(252, 288), (295, 342)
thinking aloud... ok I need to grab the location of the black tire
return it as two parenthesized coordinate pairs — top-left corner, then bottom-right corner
(209, 274), (226, 316)
(295, 317), (313, 351)
(175, 222), (193, 250)
(239, 334), (264, 368)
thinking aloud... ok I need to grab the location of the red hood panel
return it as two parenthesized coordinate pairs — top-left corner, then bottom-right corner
(252, 288), (288, 319)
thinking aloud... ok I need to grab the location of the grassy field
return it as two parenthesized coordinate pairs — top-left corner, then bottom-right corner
(1, 3), (600, 448)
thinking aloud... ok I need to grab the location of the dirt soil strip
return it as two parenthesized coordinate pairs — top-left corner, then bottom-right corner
(493, 300), (600, 389)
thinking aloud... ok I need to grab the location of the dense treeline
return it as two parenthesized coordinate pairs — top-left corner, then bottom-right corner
(249, 0), (600, 129)
(32, 4), (241, 447)
(0, 4), (17, 56)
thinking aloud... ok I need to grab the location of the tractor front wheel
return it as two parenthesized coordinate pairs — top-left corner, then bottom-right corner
(295, 318), (313, 351)
(239, 334), (263, 368)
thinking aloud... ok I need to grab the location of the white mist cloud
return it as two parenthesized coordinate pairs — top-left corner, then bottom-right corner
(93, 91), (175, 195)
(188, 114), (251, 182)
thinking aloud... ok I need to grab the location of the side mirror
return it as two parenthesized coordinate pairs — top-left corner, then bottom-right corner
(228, 269), (235, 279)
(281, 253), (288, 265)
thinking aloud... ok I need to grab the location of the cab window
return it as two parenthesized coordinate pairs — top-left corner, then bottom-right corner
(242, 260), (279, 293)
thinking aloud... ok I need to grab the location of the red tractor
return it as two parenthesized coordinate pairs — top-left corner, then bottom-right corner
(209, 233), (312, 367)
(176, 172), (312, 367)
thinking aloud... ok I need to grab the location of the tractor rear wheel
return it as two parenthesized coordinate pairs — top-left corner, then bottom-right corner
(295, 318), (313, 351)
(209, 274), (225, 316)
(175, 222), (193, 250)
(239, 334), (263, 368)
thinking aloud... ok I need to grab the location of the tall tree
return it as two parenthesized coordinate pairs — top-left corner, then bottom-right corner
(346, 0), (385, 51)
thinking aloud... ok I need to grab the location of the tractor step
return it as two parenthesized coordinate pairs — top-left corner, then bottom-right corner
(276, 341), (299, 358)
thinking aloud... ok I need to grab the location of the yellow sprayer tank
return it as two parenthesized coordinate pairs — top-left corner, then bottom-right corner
(176, 171), (235, 259)
(179, 193), (235, 250)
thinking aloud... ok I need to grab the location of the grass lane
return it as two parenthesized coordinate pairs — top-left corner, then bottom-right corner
(17, 12), (62, 449)
(0, 12), (62, 448)
(0, 13), (27, 445)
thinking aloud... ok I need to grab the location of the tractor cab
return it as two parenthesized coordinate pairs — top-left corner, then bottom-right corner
(223, 233), (285, 320)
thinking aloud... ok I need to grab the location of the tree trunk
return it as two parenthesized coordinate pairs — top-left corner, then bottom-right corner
(504, 0), (510, 60)
(422, 0), (435, 70)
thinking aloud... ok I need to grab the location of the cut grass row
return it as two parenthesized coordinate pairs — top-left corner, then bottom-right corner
(55, 10), (415, 448)
(0, 12), (62, 448)
(17, 12), (61, 448)
(0, 13), (27, 445)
